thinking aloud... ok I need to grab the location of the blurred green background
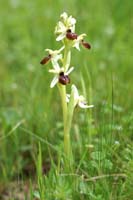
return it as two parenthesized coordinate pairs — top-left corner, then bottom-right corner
(0, 0), (132, 186)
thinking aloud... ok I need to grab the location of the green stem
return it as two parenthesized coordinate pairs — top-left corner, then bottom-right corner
(58, 42), (73, 169)
(58, 84), (67, 127)
(63, 43), (71, 71)
(58, 84), (70, 156)
(58, 84), (71, 166)
(65, 86), (75, 137)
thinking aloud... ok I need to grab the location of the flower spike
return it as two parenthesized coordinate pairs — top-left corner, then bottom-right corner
(40, 12), (93, 167)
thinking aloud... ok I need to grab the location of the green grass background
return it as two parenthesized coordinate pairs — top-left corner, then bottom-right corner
(0, 0), (133, 199)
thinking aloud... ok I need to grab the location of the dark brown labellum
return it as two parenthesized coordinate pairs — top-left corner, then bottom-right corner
(66, 30), (78, 40)
(81, 40), (91, 49)
(40, 54), (51, 65)
(59, 72), (70, 85)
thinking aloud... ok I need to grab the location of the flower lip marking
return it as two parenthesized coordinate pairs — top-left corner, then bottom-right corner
(66, 29), (78, 40)
(40, 54), (51, 65)
(59, 72), (70, 85)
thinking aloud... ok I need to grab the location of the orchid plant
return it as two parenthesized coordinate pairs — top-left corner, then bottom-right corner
(40, 12), (93, 169)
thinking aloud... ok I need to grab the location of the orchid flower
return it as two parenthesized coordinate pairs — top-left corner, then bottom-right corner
(55, 12), (76, 41)
(40, 46), (64, 66)
(45, 46), (64, 67)
(72, 34), (87, 51)
(67, 85), (94, 109)
(49, 66), (74, 88)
